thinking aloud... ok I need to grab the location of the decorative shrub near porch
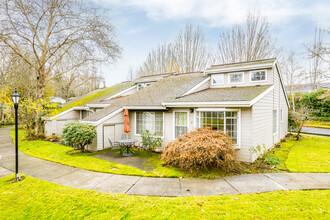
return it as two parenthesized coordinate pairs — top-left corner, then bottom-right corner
(63, 122), (96, 152)
(161, 127), (241, 172)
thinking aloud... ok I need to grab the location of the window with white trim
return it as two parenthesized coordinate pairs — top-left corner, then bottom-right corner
(229, 72), (243, 83)
(273, 109), (278, 134)
(136, 111), (163, 136)
(250, 70), (266, 82)
(174, 112), (188, 138)
(211, 74), (224, 85)
(197, 111), (238, 145)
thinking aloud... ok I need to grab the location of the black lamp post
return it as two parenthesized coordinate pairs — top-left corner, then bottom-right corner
(12, 88), (20, 182)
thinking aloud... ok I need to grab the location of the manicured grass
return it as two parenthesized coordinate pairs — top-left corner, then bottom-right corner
(13, 129), (185, 178)
(266, 135), (330, 173)
(304, 120), (330, 129)
(285, 135), (330, 172)
(0, 175), (329, 219)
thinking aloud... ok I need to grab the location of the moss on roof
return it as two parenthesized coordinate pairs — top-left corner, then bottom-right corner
(48, 82), (133, 117)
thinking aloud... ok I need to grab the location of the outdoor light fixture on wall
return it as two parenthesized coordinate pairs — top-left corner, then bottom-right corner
(12, 88), (21, 182)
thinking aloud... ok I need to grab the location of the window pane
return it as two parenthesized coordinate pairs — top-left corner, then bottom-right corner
(198, 111), (237, 144)
(273, 110), (277, 133)
(175, 112), (188, 138)
(136, 111), (163, 136)
(211, 74), (223, 85)
(251, 71), (266, 81)
(229, 73), (243, 83)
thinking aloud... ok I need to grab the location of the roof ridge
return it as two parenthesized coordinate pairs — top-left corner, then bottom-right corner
(210, 58), (276, 68)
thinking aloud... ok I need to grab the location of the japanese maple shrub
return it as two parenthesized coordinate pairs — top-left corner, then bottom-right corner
(63, 122), (96, 152)
(161, 127), (240, 173)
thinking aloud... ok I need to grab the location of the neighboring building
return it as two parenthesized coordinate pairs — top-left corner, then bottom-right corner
(50, 97), (66, 104)
(81, 58), (289, 163)
(43, 82), (136, 136)
(286, 83), (330, 93)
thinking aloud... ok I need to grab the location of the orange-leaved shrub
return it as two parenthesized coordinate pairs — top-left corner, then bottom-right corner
(161, 127), (241, 173)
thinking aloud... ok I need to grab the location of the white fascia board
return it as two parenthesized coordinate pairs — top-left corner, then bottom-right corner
(274, 62), (290, 108)
(123, 106), (167, 110)
(83, 108), (124, 126)
(49, 108), (74, 120)
(181, 77), (210, 96)
(205, 63), (274, 74)
(72, 107), (89, 110)
(104, 85), (137, 101)
(87, 104), (110, 108)
(249, 85), (274, 106)
(162, 101), (251, 107)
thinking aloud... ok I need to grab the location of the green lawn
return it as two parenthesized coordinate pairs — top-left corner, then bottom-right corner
(285, 135), (330, 172)
(266, 135), (330, 173)
(0, 175), (329, 219)
(304, 120), (330, 129)
(13, 130), (185, 178)
(14, 128), (330, 177)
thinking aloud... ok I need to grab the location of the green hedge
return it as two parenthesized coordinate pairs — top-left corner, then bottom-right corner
(292, 89), (330, 121)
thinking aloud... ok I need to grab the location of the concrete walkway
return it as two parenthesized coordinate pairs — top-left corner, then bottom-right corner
(301, 127), (330, 136)
(0, 127), (329, 196)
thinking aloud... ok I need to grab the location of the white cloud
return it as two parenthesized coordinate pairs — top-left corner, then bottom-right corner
(97, 0), (330, 26)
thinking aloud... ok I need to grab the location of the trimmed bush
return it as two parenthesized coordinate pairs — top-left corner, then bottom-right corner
(62, 122), (96, 152)
(161, 127), (240, 173)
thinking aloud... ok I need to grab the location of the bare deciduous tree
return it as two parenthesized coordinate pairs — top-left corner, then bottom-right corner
(217, 12), (281, 64)
(282, 51), (304, 111)
(0, 0), (121, 134)
(126, 66), (136, 82)
(306, 26), (329, 89)
(138, 25), (212, 76)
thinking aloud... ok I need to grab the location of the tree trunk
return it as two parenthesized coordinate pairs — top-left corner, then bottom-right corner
(296, 120), (305, 141)
(35, 71), (46, 136)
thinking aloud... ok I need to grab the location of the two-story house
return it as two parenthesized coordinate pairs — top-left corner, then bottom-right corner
(82, 58), (289, 162)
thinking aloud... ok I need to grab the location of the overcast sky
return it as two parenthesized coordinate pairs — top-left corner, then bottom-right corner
(90, 0), (330, 86)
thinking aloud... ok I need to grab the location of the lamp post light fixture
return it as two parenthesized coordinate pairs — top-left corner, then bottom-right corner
(12, 88), (21, 182)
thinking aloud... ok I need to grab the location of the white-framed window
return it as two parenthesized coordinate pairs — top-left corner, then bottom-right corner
(196, 110), (239, 145)
(273, 109), (278, 134)
(211, 74), (224, 85)
(250, 70), (267, 82)
(228, 72), (244, 84)
(136, 111), (164, 137)
(280, 109), (283, 122)
(174, 112), (188, 138)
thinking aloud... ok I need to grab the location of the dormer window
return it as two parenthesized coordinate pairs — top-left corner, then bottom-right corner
(250, 70), (267, 82)
(228, 72), (244, 84)
(211, 74), (224, 85)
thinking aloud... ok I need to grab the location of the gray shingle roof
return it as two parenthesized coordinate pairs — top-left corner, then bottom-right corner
(133, 73), (173, 83)
(82, 72), (206, 122)
(171, 85), (272, 102)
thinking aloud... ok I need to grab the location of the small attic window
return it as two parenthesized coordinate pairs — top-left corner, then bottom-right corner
(250, 70), (267, 82)
(228, 72), (244, 84)
(211, 74), (224, 85)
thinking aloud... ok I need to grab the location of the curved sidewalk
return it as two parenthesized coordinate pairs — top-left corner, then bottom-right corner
(0, 127), (329, 196)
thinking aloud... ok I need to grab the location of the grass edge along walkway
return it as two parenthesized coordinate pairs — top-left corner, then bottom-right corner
(13, 129), (185, 178)
(0, 174), (329, 219)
